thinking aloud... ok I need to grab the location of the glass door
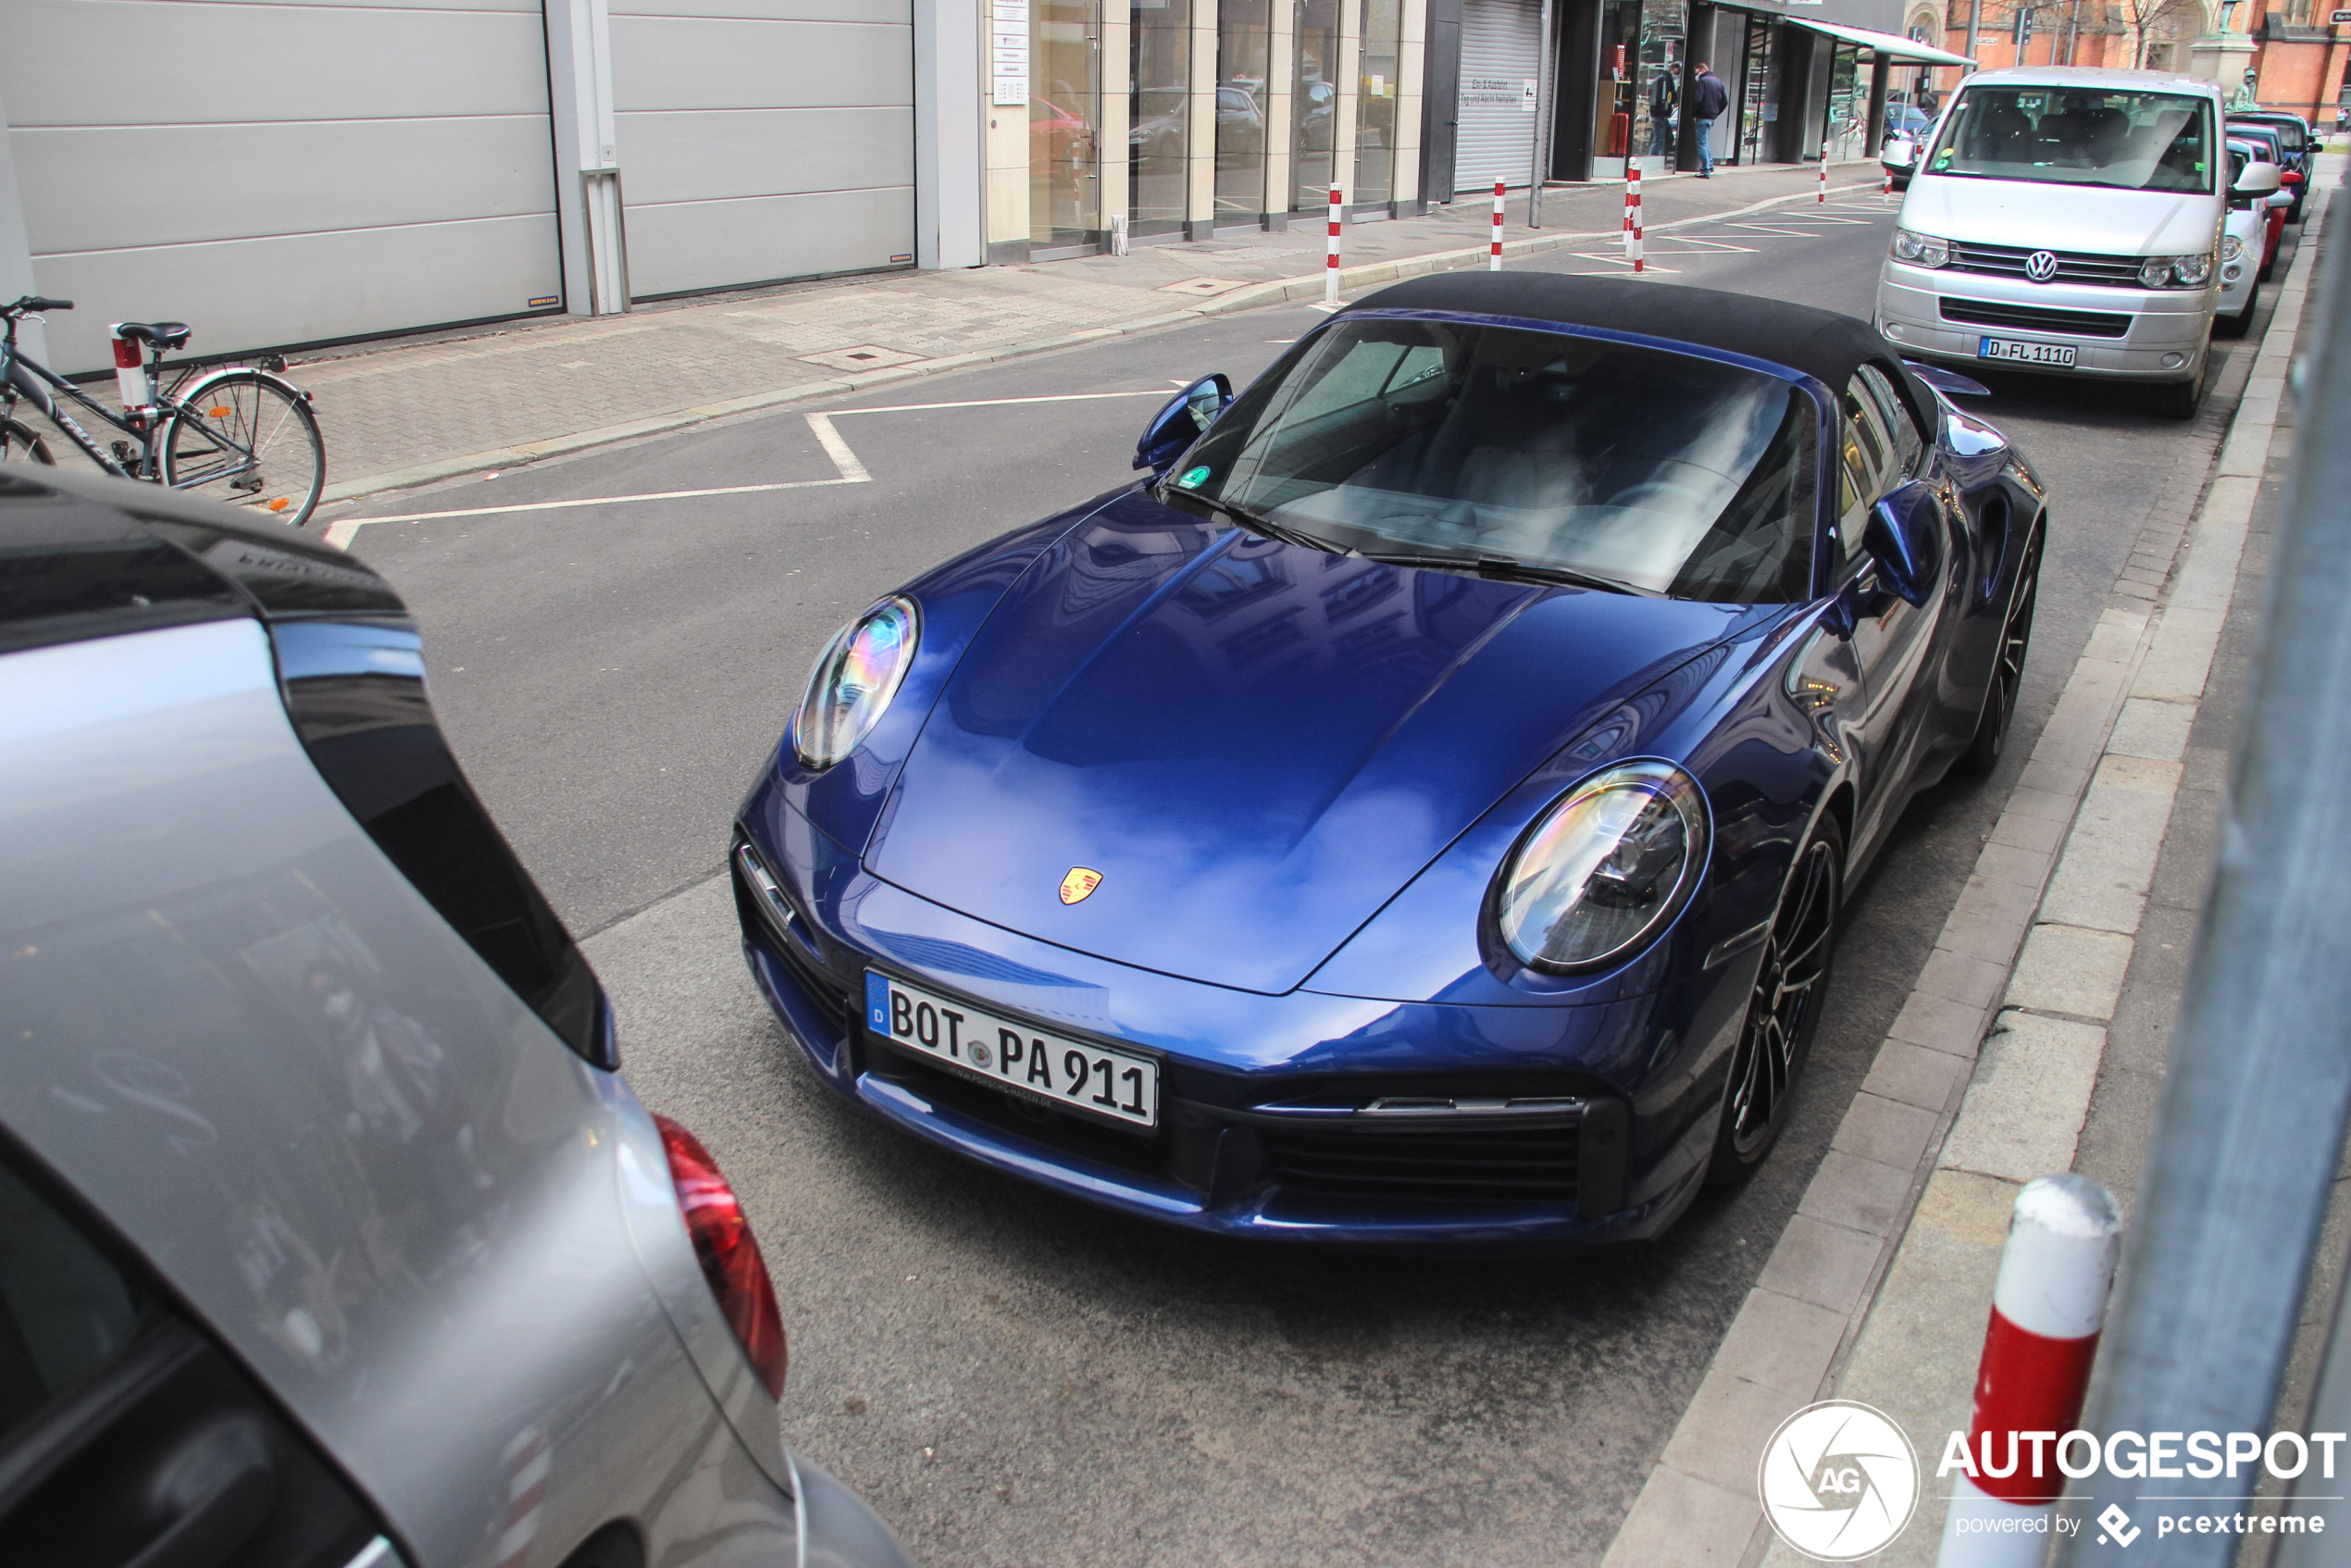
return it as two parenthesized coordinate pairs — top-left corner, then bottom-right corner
(1130, 0), (1191, 236)
(1031, 0), (1103, 251)
(1352, 0), (1401, 208)
(1217, 0), (1272, 223)
(1736, 15), (1773, 167)
(1291, 0), (1339, 210)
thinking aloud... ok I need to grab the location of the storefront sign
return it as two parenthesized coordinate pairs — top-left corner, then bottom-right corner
(991, 0), (1029, 107)
(2332, 7), (2351, 20)
(1463, 76), (1538, 110)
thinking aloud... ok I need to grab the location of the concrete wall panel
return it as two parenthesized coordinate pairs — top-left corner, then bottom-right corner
(618, 108), (914, 205)
(14, 118), (557, 254)
(31, 215), (561, 374)
(622, 187), (914, 294)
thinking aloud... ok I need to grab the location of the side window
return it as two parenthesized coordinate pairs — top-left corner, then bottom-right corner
(1836, 397), (1889, 563)
(0, 1152), (390, 1564)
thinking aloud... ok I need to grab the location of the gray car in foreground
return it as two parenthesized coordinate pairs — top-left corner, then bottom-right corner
(0, 467), (914, 1568)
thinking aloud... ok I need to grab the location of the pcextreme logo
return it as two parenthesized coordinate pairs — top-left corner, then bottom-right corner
(1759, 1401), (1921, 1561)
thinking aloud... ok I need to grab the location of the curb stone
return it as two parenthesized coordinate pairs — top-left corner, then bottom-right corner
(1602, 174), (2335, 1568)
(311, 177), (1891, 527)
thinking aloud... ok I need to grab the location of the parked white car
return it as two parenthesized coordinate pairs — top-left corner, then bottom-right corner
(1874, 67), (2229, 417)
(2217, 137), (2284, 336)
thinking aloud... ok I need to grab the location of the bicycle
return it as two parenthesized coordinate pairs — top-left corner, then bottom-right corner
(2, 295), (326, 527)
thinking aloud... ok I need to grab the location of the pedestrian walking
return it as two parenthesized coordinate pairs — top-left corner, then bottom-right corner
(1688, 62), (1729, 178)
(1648, 65), (1679, 161)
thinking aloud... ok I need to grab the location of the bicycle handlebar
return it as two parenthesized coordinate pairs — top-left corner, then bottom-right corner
(3, 296), (74, 316)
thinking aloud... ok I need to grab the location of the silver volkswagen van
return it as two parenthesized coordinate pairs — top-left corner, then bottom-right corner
(1874, 67), (2229, 417)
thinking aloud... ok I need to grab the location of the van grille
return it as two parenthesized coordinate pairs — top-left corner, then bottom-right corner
(1947, 242), (2148, 287)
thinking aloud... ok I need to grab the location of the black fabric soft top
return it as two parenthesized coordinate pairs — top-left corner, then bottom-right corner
(1348, 272), (1932, 424)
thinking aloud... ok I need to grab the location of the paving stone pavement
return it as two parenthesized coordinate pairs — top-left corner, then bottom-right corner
(135, 160), (1870, 497)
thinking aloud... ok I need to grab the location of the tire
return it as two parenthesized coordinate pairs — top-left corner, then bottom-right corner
(1707, 814), (1845, 1187)
(1, 416), (55, 466)
(2149, 357), (2206, 419)
(160, 370), (325, 527)
(1960, 527), (2042, 775)
(2216, 283), (2258, 338)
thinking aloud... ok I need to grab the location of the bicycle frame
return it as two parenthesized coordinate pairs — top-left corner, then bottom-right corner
(3, 321), (267, 488)
(2, 345), (148, 479)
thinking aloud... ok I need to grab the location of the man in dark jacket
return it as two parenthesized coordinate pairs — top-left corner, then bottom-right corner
(1688, 62), (1730, 176)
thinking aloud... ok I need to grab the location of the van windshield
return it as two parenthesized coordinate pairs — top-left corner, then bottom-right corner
(1924, 87), (2215, 193)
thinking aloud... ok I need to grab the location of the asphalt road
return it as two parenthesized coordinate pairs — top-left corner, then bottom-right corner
(332, 204), (2289, 1567)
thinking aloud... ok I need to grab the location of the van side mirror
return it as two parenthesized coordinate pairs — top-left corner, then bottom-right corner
(1862, 481), (1946, 608)
(1135, 374), (1233, 475)
(2234, 161), (2283, 196)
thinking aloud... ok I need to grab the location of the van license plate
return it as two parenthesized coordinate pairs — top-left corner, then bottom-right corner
(1979, 337), (2077, 367)
(865, 972), (1160, 1129)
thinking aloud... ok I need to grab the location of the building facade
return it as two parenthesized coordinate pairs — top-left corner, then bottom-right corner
(5, 0), (1936, 375)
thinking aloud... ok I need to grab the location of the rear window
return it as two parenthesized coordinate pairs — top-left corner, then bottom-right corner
(1927, 86), (2216, 193)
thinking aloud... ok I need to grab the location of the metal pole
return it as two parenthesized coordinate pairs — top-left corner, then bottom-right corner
(1963, 0), (1982, 72)
(1529, 0), (1555, 227)
(2051, 203), (2351, 1565)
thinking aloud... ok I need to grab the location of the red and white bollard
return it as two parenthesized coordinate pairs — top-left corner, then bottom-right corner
(1885, 165), (1897, 205)
(1623, 166), (1644, 273)
(1820, 145), (1830, 203)
(1934, 1175), (2123, 1567)
(1489, 179), (1505, 271)
(1325, 184), (1343, 304)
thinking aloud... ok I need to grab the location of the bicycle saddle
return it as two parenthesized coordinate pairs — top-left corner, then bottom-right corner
(115, 321), (191, 351)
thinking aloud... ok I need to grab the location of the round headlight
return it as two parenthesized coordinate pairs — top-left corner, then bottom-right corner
(1495, 762), (1711, 973)
(2222, 234), (2245, 262)
(792, 596), (919, 770)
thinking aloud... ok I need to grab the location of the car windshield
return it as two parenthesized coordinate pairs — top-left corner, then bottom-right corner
(1924, 86), (2215, 193)
(1163, 317), (1821, 603)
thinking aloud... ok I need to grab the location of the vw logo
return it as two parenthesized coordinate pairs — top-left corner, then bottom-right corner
(2024, 250), (2059, 282)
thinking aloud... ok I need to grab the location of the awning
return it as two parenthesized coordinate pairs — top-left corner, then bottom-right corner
(1788, 18), (1977, 68)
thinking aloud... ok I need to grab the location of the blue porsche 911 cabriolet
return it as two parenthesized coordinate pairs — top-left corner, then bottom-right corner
(731, 273), (2043, 1243)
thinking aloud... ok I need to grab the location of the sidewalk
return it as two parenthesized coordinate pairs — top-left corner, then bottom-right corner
(227, 159), (1876, 511)
(1601, 160), (2341, 1568)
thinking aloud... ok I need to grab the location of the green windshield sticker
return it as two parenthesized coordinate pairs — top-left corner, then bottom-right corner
(1934, 147), (1954, 168)
(1176, 465), (1211, 489)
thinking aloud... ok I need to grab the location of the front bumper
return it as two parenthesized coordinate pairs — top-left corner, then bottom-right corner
(1876, 259), (2213, 382)
(730, 800), (1735, 1245)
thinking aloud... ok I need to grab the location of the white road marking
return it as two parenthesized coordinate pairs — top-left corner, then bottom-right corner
(1567, 254), (1682, 272)
(802, 413), (870, 482)
(322, 390), (1171, 547)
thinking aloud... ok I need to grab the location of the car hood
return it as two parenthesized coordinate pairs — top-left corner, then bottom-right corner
(1905, 174), (2221, 255)
(862, 493), (1749, 995)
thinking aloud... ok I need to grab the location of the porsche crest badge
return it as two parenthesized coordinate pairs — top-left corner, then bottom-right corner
(1059, 867), (1103, 905)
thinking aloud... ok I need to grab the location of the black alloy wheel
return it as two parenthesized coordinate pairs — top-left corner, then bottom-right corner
(1708, 814), (1845, 1184)
(1960, 528), (2042, 774)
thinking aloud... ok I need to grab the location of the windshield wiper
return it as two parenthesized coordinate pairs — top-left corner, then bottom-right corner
(1352, 552), (1654, 597)
(1208, 497), (1342, 554)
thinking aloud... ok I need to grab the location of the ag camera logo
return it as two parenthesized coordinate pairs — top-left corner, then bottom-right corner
(1760, 1400), (1922, 1561)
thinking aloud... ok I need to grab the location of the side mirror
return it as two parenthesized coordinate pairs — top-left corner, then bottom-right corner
(2283, 168), (2306, 185)
(1882, 137), (1916, 168)
(1135, 374), (1233, 474)
(2234, 160), (2283, 196)
(1904, 361), (1991, 398)
(1862, 481), (1946, 608)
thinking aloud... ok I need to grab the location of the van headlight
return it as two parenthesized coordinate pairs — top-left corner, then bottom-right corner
(1494, 762), (1710, 973)
(2139, 253), (2215, 288)
(1892, 229), (1950, 268)
(792, 596), (919, 769)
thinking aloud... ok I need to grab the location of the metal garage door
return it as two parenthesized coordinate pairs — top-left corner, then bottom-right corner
(611, 0), (915, 299)
(5, 0), (563, 376)
(1454, 0), (1542, 193)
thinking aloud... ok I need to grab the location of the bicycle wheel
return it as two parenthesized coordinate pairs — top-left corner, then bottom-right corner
(2, 416), (55, 465)
(160, 370), (325, 526)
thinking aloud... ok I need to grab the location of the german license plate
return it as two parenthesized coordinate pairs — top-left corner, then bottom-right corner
(1978, 336), (2077, 367)
(865, 972), (1160, 1130)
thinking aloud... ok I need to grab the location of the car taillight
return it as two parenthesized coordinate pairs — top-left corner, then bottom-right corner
(653, 1114), (788, 1399)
